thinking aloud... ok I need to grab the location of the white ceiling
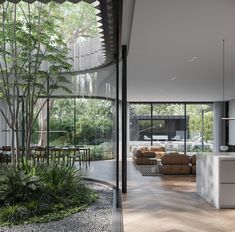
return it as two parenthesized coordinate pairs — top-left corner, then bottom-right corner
(125, 0), (235, 102)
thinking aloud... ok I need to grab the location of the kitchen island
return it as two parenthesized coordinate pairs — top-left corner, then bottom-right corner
(197, 152), (235, 209)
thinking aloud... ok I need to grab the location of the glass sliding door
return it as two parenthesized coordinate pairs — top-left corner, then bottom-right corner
(129, 104), (151, 149)
(152, 104), (185, 153)
(186, 104), (213, 153)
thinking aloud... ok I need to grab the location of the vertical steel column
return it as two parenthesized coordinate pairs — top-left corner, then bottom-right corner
(151, 103), (153, 146)
(46, 75), (50, 161)
(74, 98), (76, 145)
(115, 0), (120, 208)
(184, 104), (187, 154)
(21, 98), (25, 149)
(202, 110), (204, 151)
(225, 101), (229, 146)
(122, 45), (127, 193)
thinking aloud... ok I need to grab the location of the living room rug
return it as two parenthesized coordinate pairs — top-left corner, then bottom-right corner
(135, 165), (162, 176)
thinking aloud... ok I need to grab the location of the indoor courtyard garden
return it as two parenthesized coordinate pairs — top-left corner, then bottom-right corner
(0, 1), (116, 231)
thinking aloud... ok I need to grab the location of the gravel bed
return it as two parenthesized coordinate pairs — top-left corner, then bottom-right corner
(0, 182), (113, 232)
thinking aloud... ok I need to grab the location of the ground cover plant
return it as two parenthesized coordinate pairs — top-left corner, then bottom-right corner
(0, 160), (97, 226)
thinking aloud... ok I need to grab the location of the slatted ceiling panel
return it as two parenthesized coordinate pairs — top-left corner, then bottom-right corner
(67, 0), (80, 3)
(83, 0), (96, 4)
(37, 0), (51, 3)
(93, 6), (100, 13)
(23, 0), (36, 3)
(0, 0), (117, 73)
(7, 0), (21, 2)
(53, 0), (66, 3)
(96, 10), (101, 15)
(97, 21), (102, 27)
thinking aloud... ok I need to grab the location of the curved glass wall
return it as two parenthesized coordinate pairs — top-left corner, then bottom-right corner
(0, 0), (119, 186)
(30, 97), (115, 160)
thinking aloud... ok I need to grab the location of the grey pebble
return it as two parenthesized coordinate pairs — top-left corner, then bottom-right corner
(0, 183), (113, 232)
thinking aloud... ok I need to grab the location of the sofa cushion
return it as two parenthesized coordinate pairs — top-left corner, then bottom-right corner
(190, 154), (196, 165)
(134, 157), (155, 165)
(142, 151), (156, 158)
(149, 146), (165, 152)
(159, 164), (191, 175)
(135, 150), (143, 158)
(161, 154), (190, 165)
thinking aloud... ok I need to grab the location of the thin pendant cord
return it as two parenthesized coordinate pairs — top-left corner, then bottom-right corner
(222, 39), (225, 105)
(221, 40), (235, 120)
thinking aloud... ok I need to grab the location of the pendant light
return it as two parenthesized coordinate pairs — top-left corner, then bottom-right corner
(221, 39), (235, 120)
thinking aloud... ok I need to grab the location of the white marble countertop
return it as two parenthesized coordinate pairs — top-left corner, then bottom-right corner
(197, 152), (235, 157)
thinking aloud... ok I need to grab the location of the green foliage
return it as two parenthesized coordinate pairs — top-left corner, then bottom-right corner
(47, 98), (113, 146)
(27, 205), (87, 224)
(0, 2), (76, 161)
(0, 167), (42, 205)
(188, 111), (213, 142)
(51, 2), (98, 41)
(0, 205), (29, 223)
(38, 163), (82, 195)
(20, 158), (36, 176)
(0, 162), (97, 226)
(91, 145), (104, 160)
(90, 144), (113, 160)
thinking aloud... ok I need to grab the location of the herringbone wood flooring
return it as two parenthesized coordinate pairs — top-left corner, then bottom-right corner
(122, 160), (235, 232)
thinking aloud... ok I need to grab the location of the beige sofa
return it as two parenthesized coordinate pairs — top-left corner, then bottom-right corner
(190, 154), (196, 174)
(132, 146), (165, 165)
(158, 154), (196, 175)
(132, 146), (196, 175)
(159, 154), (191, 174)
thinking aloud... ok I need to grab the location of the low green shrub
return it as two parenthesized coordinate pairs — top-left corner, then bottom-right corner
(0, 168), (42, 205)
(90, 145), (104, 160)
(37, 163), (82, 195)
(0, 161), (97, 226)
(0, 204), (28, 223)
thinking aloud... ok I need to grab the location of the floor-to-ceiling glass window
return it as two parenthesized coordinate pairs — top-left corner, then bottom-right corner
(186, 104), (213, 153)
(30, 97), (114, 160)
(129, 102), (214, 154)
(75, 98), (113, 160)
(152, 103), (185, 153)
(129, 103), (151, 149)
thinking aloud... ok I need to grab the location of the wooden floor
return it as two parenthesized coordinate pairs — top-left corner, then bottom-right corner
(123, 159), (235, 232)
(78, 159), (235, 232)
